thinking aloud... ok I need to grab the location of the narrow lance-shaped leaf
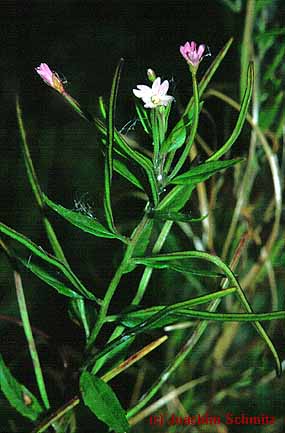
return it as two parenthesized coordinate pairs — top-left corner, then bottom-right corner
(207, 62), (254, 162)
(0, 354), (43, 421)
(156, 184), (195, 212)
(113, 159), (144, 191)
(114, 306), (285, 329)
(170, 158), (243, 185)
(44, 195), (127, 242)
(161, 102), (204, 153)
(106, 288), (236, 329)
(80, 372), (129, 433)
(0, 221), (97, 301)
(135, 102), (151, 134)
(18, 256), (82, 299)
(147, 209), (207, 223)
(104, 58), (124, 232)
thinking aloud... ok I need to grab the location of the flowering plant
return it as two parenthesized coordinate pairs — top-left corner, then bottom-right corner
(0, 29), (284, 433)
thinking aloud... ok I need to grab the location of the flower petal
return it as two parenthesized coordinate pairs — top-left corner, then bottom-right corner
(197, 44), (206, 58)
(161, 95), (174, 106)
(152, 77), (161, 94)
(158, 80), (169, 96)
(133, 88), (144, 98)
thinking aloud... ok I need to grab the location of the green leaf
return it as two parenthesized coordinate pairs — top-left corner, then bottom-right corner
(98, 96), (107, 119)
(80, 372), (129, 433)
(113, 159), (144, 190)
(91, 338), (133, 376)
(69, 298), (97, 338)
(162, 102), (204, 153)
(170, 262), (224, 278)
(0, 221), (97, 301)
(171, 159), (243, 185)
(200, 38), (234, 96)
(18, 256), (82, 299)
(133, 257), (224, 278)
(0, 354), (43, 421)
(157, 184), (195, 212)
(135, 102), (151, 134)
(114, 289), (233, 328)
(44, 195), (126, 242)
(104, 59), (124, 232)
(120, 308), (285, 328)
(207, 63), (254, 162)
(147, 209), (207, 223)
(132, 219), (154, 257)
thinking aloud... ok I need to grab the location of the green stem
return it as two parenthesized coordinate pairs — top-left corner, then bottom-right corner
(87, 215), (150, 347)
(107, 220), (173, 344)
(150, 109), (160, 170)
(14, 270), (50, 410)
(132, 220), (173, 305)
(169, 71), (199, 179)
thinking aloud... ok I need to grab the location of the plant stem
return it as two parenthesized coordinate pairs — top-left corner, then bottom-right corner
(169, 71), (199, 179)
(132, 220), (173, 305)
(87, 215), (150, 347)
(106, 220), (173, 344)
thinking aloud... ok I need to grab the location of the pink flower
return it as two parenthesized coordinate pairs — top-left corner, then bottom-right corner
(180, 41), (205, 68)
(133, 77), (173, 108)
(35, 63), (65, 94)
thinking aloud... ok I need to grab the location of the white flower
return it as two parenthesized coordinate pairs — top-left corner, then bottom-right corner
(133, 77), (173, 108)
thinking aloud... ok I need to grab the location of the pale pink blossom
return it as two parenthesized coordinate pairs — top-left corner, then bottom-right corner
(133, 77), (173, 108)
(180, 41), (205, 68)
(35, 63), (65, 94)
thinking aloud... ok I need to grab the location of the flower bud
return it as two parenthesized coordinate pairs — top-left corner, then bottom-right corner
(147, 68), (157, 83)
